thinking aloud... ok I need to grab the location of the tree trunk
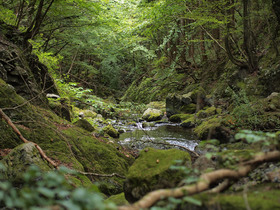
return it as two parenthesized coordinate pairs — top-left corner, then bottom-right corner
(243, 0), (258, 73)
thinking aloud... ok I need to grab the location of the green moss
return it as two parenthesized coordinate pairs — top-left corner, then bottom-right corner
(192, 185), (280, 210)
(74, 119), (94, 132)
(216, 149), (255, 168)
(66, 173), (95, 188)
(194, 116), (223, 139)
(147, 113), (162, 122)
(127, 121), (137, 126)
(147, 101), (166, 112)
(169, 114), (192, 123)
(127, 148), (190, 180)
(142, 108), (163, 122)
(180, 116), (196, 128)
(106, 193), (129, 205)
(62, 127), (132, 178)
(142, 122), (155, 128)
(180, 103), (196, 114)
(83, 110), (98, 118)
(124, 148), (191, 202)
(103, 124), (119, 138)
(0, 143), (53, 184)
(197, 106), (217, 118)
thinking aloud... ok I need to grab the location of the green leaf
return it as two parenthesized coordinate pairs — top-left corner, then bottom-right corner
(37, 187), (55, 198)
(183, 196), (202, 206)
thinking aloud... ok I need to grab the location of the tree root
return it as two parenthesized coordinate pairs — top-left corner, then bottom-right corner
(118, 150), (280, 210)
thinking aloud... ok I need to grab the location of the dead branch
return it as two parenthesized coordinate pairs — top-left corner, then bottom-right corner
(78, 171), (126, 179)
(118, 150), (280, 210)
(0, 108), (29, 143)
(0, 108), (58, 168)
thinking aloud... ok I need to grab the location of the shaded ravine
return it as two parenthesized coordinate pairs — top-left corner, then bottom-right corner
(118, 122), (199, 151)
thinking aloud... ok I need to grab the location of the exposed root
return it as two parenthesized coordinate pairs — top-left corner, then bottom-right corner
(118, 151), (280, 210)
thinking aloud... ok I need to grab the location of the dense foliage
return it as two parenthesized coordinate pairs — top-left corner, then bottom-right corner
(0, 164), (114, 210)
(1, 0), (280, 209)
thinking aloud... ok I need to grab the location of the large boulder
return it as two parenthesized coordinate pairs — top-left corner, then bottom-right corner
(123, 148), (191, 203)
(48, 97), (72, 121)
(193, 116), (230, 142)
(142, 108), (163, 122)
(0, 143), (53, 183)
(74, 119), (94, 132)
(166, 88), (206, 117)
(0, 23), (57, 106)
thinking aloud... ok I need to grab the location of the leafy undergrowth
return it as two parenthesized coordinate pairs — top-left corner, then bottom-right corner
(0, 164), (115, 210)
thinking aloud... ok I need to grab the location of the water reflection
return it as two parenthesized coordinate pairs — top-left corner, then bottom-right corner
(118, 123), (199, 151)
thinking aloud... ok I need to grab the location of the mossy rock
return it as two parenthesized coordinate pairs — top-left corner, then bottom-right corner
(127, 121), (137, 126)
(142, 122), (155, 128)
(48, 98), (71, 121)
(180, 103), (196, 114)
(0, 143), (53, 184)
(123, 148), (191, 202)
(166, 93), (184, 117)
(197, 106), (217, 118)
(103, 124), (119, 138)
(147, 101), (166, 112)
(169, 114), (192, 123)
(194, 116), (228, 141)
(142, 108), (163, 122)
(106, 193), (129, 206)
(74, 119), (94, 132)
(180, 116), (196, 128)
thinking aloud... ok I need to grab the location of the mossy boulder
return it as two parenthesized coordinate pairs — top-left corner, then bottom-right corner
(48, 97), (71, 121)
(142, 108), (163, 122)
(180, 103), (197, 114)
(166, 93), (185, 117)
(265, 92), (280, 111)
(82, 110), (98, 119)
(180, 116), (196, 128)
(74, 119), (94, 132)
(166, 93), (199, 117)
(0, 25), (57, 106)
(103, 124), (119, 138)
(106, 193), (129, 206)
(169, 114), (192, 123)
(146, 101), (166, 112)
(197, 106), (218, 118)
(142, 122), (155, 128)
(193, 116), (229, 141)
(123, 148), (191, 203)
(0, 143), (53, 183)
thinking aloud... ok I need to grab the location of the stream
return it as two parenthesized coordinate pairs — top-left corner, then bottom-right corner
(118, 122), (199, 151)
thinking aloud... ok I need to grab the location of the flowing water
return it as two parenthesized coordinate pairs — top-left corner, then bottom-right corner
(118, 122), (199, 151)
